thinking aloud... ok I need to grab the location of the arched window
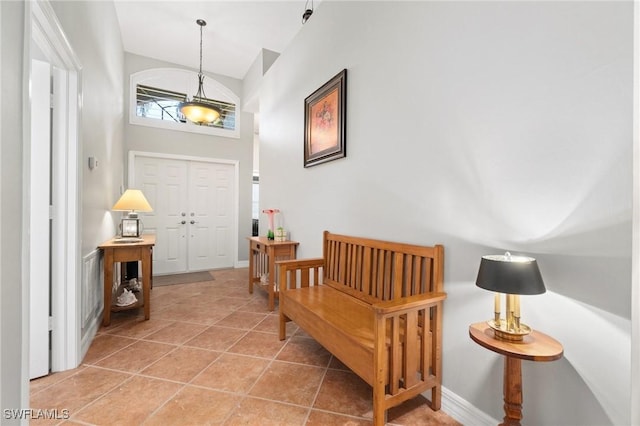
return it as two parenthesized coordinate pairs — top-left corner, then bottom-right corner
(130, 68), (240, 138)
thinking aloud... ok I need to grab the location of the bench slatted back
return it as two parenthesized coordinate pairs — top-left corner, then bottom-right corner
(322, 231), (444, 304)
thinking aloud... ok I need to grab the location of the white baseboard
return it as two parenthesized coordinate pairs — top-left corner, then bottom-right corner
(440, 386), (500, 426)
(235, 260), (249, 268)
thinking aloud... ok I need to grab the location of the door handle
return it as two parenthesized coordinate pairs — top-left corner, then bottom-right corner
(179, 220), (186, 225)
(190, 220), (197, 225)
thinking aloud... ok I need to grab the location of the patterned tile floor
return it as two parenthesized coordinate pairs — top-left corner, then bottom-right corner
(30, 268), (461, 425)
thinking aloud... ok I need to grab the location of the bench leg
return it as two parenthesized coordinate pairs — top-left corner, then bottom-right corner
(373, 394), (387, 426)
(431, 385), (442, 410)
(373, 379), (388, 426)
(279, 311), (288, 341)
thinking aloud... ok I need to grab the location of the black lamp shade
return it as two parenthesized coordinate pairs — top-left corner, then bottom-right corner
(475, 253), (546, 295)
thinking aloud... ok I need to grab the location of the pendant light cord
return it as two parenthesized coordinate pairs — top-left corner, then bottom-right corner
(199, 21), (204, 76)
(195, 19), (207, 100)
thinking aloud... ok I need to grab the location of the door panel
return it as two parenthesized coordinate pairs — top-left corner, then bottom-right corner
(30, 59), (52, 379)
(135, 157), (188, 274)
(188, 162), (235, 270)
(213, 167), (234, 265)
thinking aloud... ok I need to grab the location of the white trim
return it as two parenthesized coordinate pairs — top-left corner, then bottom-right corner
(26, 0), (82, 375)
(128, 151), (241, 268)
(0, 0), (3, 406)
(129, 150), (239, 168)
(22, 2), (33, 409)
(235, 260), (249, 268)
(632, 1), (640, 425)
(440, 386), (499, 426)
(129, 68), (240, 139)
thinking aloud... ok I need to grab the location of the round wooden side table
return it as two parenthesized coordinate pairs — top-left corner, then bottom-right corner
(469, 321), (563, 426)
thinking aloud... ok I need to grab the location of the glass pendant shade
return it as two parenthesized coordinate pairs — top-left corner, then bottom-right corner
(180, 100), (220, 125)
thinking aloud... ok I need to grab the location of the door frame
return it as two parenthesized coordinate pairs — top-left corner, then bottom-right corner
(128, 151), (240, 268)
(23, 0), (82, 374)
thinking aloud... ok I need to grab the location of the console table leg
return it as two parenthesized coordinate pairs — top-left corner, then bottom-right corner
(500, 356), (523, 426)
(102, 249), (114, 327)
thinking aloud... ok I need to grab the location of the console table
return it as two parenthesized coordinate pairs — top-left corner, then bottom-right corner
(99, 234), (155, 326)
(469, 321), (563, 426)
(248, 236), (298, 311)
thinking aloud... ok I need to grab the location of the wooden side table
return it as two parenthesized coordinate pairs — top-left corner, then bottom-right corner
(469, 321), (563, 426)
(248, 236), (299, 311)
(99, 234), (155, 326)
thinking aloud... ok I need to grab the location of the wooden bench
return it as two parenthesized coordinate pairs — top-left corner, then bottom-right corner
(278, 231), (446, 426)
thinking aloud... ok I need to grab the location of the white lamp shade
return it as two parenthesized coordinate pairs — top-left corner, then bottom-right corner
(112, 189), (153, 213)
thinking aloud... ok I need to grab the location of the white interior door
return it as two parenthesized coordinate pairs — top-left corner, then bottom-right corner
(30, 59), (51, 379)
(188, 162), (235, 270)
(133, 154), (236, 274)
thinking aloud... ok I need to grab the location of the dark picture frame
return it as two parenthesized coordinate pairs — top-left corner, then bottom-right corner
(304, 69), (347, 167)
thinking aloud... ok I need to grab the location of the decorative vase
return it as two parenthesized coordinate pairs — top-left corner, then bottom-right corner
(262, 208), (280, 240)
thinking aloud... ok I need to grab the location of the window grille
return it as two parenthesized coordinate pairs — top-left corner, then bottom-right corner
(136, 84), (236, 130)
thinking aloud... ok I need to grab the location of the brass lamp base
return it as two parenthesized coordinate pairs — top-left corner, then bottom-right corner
(488, 319), (531, 342)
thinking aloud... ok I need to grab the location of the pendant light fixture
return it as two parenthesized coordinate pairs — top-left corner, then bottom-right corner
(179, 19), (221, 125)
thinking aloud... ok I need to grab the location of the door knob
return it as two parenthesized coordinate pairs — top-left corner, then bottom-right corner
(190, 220), (197, 225)
(180, 220), (186, 225)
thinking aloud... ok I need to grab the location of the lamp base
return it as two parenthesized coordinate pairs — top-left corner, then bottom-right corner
(488, 319), (531, 342)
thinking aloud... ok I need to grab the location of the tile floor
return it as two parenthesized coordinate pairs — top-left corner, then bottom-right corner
(30, 268), (461, 425)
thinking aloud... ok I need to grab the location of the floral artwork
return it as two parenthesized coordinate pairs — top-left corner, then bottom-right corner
(304, 69), (347, 167)
(309, 89), (339, 155)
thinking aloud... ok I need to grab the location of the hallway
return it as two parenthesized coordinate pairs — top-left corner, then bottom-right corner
(30, 268), (459, 425)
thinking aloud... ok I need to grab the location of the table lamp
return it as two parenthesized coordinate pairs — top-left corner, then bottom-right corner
(475, 252), (545, 341)
(112, 189), (153, 237)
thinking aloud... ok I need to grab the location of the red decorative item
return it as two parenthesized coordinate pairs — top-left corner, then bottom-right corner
(262, 209), (280, 240)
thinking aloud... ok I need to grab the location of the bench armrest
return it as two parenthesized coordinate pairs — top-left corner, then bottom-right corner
(275, 258), (324, 269)
(276, 258), (324, 291)
(372, 292), (447, 315)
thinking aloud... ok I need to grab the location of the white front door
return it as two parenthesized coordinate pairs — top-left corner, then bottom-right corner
(133, 154), (236, 274)
(188, 162), (235, 270)
(135, 157), (189, 274)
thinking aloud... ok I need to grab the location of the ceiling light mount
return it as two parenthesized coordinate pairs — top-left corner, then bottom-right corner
(179, 18), (222, 125)
(302, 0), (313, 24)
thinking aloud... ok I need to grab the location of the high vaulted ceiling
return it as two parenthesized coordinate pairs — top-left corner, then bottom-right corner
(113, 1), (316, 80)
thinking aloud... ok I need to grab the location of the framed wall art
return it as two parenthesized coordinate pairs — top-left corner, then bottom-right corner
(304, 69), (347, 167)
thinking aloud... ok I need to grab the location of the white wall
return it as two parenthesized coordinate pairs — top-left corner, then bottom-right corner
(50, 1), (125, 255)
(1, 0), (27, 416)
(259, 2), (633, 425)
(123, 52), (254, 262)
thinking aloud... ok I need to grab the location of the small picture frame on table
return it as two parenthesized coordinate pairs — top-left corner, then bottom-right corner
(121, 218), (141, 237)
